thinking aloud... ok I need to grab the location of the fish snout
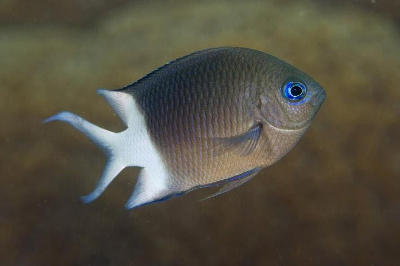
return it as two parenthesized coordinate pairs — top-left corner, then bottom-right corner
(310, 89), (326, 107)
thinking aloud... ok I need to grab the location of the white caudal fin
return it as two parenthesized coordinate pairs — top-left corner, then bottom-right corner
(97, 89), (135, 127)
(43, 111), (126, 203)
(44, 90), (171, 208)
(125, 164), (171, 209)
(43, 111), (117, 155)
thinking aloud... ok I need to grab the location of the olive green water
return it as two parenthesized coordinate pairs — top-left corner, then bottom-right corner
(1, 0), (400, 265)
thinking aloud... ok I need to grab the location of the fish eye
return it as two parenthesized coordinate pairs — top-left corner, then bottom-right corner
(282, 81), (307, 101)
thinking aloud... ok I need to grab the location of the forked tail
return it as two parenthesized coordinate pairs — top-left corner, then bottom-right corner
(44, 90), (171, 209)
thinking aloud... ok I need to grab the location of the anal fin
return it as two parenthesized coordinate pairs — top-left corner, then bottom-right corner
(201, 168), (262, 201)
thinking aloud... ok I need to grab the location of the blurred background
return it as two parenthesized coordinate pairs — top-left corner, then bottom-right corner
(1, 0), (399, 265)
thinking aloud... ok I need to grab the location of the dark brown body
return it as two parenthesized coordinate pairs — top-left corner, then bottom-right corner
(122, 48), (311, 191)
(46, 47), (325, 208)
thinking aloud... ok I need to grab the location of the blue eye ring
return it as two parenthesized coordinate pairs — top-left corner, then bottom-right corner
(282, 81), (307, 102)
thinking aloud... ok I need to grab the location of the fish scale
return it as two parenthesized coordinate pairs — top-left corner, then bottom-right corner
(138, 56), (253, 187)
(45, 47), (325, 209)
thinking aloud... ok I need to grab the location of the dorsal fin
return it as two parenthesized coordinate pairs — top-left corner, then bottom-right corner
(116, 47), (230, 91)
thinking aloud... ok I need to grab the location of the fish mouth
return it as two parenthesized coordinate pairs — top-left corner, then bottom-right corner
(310, 89), (326, 107)
(262, 117), (310, 132)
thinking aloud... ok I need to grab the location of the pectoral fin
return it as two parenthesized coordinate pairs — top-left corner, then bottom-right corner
(201, 167), (262, 201)
(213, 123), (262, 156)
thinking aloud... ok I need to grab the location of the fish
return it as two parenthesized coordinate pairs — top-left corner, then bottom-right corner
(45, 47), (326, 210)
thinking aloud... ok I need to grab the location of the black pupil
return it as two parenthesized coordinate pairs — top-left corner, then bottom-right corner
(290, 85), (303, 97)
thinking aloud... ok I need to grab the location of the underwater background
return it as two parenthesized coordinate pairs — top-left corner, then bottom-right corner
(1, 0), (399, 265)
